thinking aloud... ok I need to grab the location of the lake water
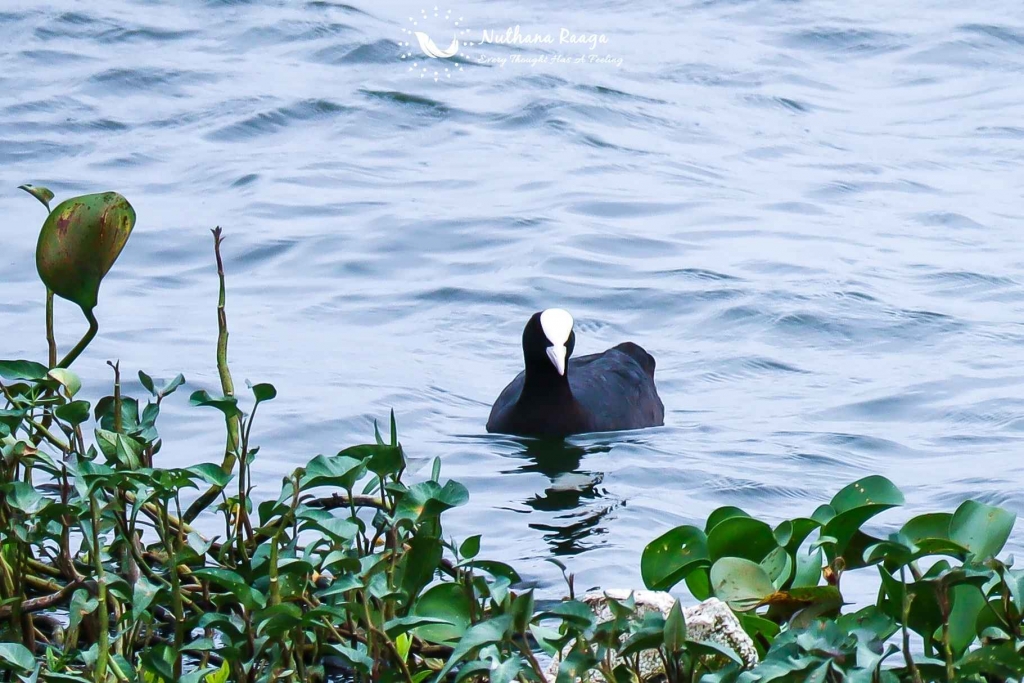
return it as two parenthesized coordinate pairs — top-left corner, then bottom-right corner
(3, 0), (1024, 601)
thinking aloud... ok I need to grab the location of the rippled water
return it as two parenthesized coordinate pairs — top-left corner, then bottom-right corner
(4, 1), (1024, 600)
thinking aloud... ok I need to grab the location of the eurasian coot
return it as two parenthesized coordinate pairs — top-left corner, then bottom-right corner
(486, 309), (665, 437)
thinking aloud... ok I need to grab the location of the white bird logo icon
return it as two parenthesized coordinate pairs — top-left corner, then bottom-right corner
(414, 31), (459, 58)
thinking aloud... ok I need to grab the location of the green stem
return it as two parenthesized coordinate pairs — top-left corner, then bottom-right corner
(58, 307), (98, 369)
(90, 493), (110, 683)
(184, 227), (240, 522)
(46, 289), (57, 368)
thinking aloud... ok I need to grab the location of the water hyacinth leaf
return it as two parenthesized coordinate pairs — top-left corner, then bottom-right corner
(490, 658), (522, 683)
(384, 615), (454, 640)
(3, 482), (49, 515)
(247, 381), (277, 404)
(189, 390), (242, 419)
(433, 615), (512, 683)
(641, 524), (709, 591)
(327, 644), (374, 673)
(18, 183), (54, 211)
(36, 191), (135, 312)
(709, 557), (775, 611)
(555, 651), (599, 683)
(664, 599), (687, 653)
(366, 443), (404, 477)
(138, 370), (156, 395)
(187, 463), (232, 488)
(686, 640), (743, 666)
(708, 516), (778, 563)
(705, 506), (751, 534)
(412, 583), (473, 643)
(774, 517), (821, 552)
(511, 589), (535, 633)
(55, 400), (91, 426)
(538, 600), (595, 629)
(822, 476), (904, 559)
(947, 583), (987, 657)
(459, 534), (481, 560)
(956, 644), (1024, 679)
(204, 660), (230, 683)
(949, 500), (1016, 560)
(0, 642), (35, 671)
(192, 568), (267, 610)
(0, 360), (48, 381)
(300, 454), (365, 491)
(48, 367), (81, 396)
(395, 480), (469, 521)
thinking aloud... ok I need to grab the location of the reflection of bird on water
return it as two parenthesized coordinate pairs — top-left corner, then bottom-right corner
(509, 438), (619, 556)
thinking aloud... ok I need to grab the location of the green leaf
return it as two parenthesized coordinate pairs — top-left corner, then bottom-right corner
(664, 599), (687, 653)
(460, 534), (481, 560)
(18, 183), (54, 212)
(705, 506), (750, 534)
(189, 390), (242, 419)
(204, 660), (230, 683)
(641, 525), (710, 591)
(554, 651), (598, 683)
(949, 499), (1015, 560)
(248, 381), (277, 404)
(47, 368), (81, 397)
(0, 360), (48, 381)
(187, 463), (231, 488)
(822, 476), (903, 560)
(3, 482), (49, 515)
(384, 615), (454, 640)
(56, 400), (91, 426)
(538, 600), (595, 629)
(160, 374), (185, 396)
(709, 557), (775, 611)
(0, 642), (35, 671)
(433, 615), (512, 683)
(412, 583), (472, 644)
(132, 576), (161, 623)
(511, 589), (535, 633)
(192, 568), (267, 610)
(300, 454), (365, 491)
(36, 191), (135, 312)
(708, 516), (778, 563)
(327, 644), (374, 673)
(138, 370), (156, 396)
(395, 480), (469, 522)
(490, 658), (522, 683)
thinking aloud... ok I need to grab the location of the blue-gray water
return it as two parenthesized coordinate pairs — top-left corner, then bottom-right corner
(3, 1), (1024, 600)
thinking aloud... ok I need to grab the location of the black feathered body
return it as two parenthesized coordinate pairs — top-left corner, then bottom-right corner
(487, 342), (664, 437)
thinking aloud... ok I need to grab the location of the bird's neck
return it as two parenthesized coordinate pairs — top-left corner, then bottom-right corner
(521, 366), (574, 404)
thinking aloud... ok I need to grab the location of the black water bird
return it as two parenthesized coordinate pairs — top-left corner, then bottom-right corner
(486, 309), (664, 437)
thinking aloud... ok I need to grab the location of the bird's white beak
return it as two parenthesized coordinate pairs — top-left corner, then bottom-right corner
(546, 344), (567, 376)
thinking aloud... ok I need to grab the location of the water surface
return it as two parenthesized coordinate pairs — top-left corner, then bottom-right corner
(3, 0), (1024, 600)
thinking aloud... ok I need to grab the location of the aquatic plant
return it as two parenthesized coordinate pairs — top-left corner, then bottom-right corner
(1, 188), (1023, 682)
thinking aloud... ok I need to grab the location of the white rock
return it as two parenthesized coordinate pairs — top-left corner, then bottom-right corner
(545, 591), (759, 682)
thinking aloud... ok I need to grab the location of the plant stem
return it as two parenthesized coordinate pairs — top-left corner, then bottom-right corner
(900, 567), (923, 683)
(90, 492), (110, 683)
(46, 289), (57, 368)
(58, 307), (98, 369)
(184, 227), (240, 522)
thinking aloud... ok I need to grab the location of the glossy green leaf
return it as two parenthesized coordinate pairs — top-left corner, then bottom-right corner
(3, 482), (49, 515)
(822, 476), (904, 560)
(300, 454), (365, 491)
(48, 367), (81, 397)
(949, 500), (1015, 560)
(0, 360), (48, 380)
(248, 381), (277, 404)
(0, 642), (34, 671)
(708, 516), (778, 563)
(412, 583), (472, 644)
(189, 390), (242, 419)
(705, 506), (750, 534)
(433, 615), (512, 683)
(19, 183), (54, 212)
(395, 480), (469, 522)
(664, 599), (687, 653)
(55, 400), (91, 426)
(459, 534), (481, 560)
(641, 525), (709, 591)
(709, 557), (775, 611)
(36, 191), (135, 312)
